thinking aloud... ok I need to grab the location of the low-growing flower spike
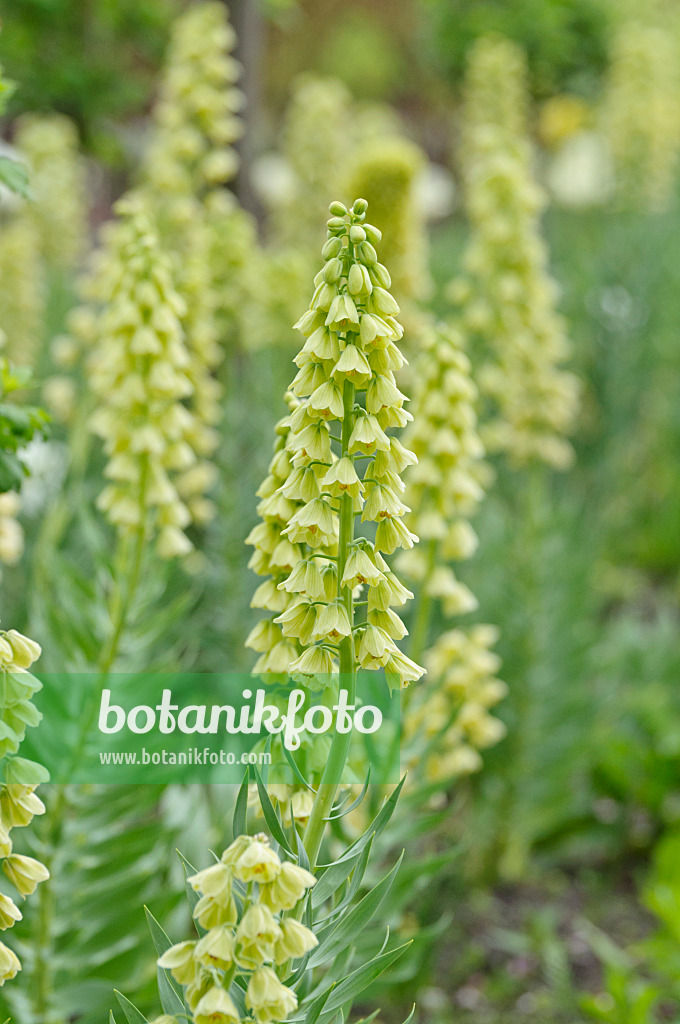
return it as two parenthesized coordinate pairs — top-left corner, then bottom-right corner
(157, 833), (315, 1024)
(450, 36), (579, 470)
(247, 199), (425, 692)
(87, 195), (199, 559)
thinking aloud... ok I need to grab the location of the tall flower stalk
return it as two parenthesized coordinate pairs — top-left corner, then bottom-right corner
(450, 37), (580, 878)
(246, 198), (425, 864)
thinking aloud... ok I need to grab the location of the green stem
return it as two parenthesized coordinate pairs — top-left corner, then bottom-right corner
(303, 379), (356, 870)
(497, 464), (547, 880)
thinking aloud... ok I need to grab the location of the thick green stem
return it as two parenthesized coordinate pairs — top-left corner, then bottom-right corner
(303, 379), (356, 869)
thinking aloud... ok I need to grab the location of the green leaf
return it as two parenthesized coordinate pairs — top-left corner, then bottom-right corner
(320, 941), (412, 1017)
(0, 156), (30, 198)
(110, 1012), (118, 1024)
(114, 991), (148, 1024)
(400, 1006), (416, 1024)
(308, 852), (403, 968)
(233, 767), (249, 838)
(327, 768), (370, 820)
(144, 906), (174, 957)
(253, 765), (295, 856)
(303, 982), (335, 1024)
(312, 845), (366, 909)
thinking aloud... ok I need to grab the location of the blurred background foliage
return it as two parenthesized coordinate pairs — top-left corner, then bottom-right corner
(1, 0), (680, 1022)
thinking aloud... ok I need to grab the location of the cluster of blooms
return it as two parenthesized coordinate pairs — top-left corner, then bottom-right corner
(603, 20), (680, 212)
(345, 135), (431, 306)
(156, 833), (317, 1024)
(15, 112), (87, 271)
(87, 196), (201, 560)
(0, 215), (44, 368)
(246, 199), (425, 690)
(450, 36), (579, 470)
(396, 324), (506, 781)
(411, 626), (506, 781)
(0, 629), (50, 986)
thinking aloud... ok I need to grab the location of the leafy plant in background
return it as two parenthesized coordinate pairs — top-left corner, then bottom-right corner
(0, 0), (179, 158)
(416, 0), (611, 99)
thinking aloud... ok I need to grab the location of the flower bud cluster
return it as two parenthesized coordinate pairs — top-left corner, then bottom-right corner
(87, 196), (200, 560)
(157, 833), (316, 1024)
(246, 199), (425, 690)
(396, 324), (506, 779)
(142, 1), (242, 205)
(451, 37), (579, 471)
(15, 112), (87, 271)
(0, 629), (50, 986)
(603, 21), (680, 212)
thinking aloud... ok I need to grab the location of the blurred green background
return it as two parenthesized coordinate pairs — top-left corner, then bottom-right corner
(1, 1), (680, 1022)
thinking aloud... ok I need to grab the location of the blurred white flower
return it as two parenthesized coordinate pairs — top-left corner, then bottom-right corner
(547, 131), (613, 208)
(414, 163), (456, 221)
(19, 438), (68, 517)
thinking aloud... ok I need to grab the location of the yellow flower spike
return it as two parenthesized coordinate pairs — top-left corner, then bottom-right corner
(453, 37), (579, 471)
(87, 196), (200, 559)
(245, 966), (298, 1024)
(15, 112), (87, 272)
(604, 19), (680, 212)
(0, 215), (45, 368)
